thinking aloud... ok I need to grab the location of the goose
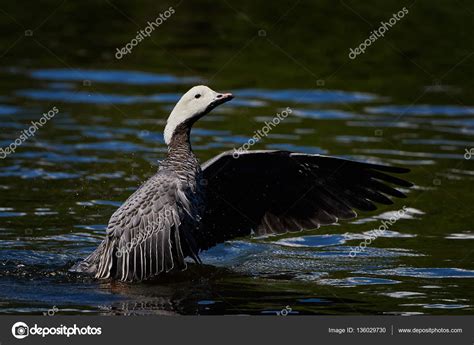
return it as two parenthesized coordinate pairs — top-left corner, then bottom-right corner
(72, 85), (412, 281)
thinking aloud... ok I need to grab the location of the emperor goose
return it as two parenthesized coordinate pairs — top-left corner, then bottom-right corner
(73, 85), (412, 281)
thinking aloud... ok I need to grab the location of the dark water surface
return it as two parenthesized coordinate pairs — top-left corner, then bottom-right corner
(0, 0), (473, 315)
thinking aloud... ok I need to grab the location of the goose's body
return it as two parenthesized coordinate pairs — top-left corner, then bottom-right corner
(73, 85), (413, 281)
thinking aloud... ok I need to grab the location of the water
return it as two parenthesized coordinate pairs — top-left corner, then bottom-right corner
(1, 0), (474, 315)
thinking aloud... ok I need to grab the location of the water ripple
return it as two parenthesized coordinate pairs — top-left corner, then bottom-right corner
(29, 69), (200, 85)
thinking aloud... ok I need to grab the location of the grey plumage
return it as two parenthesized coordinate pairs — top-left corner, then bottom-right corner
(74, 119), (205, 281)
(72, 85), (413, 282)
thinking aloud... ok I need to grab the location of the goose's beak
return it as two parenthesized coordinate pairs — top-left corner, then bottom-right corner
(213, 92), (234, 106)
(205, 92), (234, 113)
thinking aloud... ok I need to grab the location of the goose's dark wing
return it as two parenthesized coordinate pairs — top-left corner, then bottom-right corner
(74, 173), (199, 281)
(199, 150), (412, 251)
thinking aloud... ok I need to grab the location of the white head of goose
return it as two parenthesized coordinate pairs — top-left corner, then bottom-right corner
(163, 85), (233, 145)
(73, 85), (413, 282)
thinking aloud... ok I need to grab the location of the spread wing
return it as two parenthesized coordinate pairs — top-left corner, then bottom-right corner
(198, 150), (412, 251)
(78, 173), (200, 281)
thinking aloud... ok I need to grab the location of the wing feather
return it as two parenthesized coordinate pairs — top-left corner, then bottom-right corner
(199, 150), (413, 250)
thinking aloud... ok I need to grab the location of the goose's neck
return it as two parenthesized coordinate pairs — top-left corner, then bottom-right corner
(163, 121), (200, 175)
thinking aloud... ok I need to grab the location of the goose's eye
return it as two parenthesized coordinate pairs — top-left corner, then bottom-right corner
(194, 94), (201, 99)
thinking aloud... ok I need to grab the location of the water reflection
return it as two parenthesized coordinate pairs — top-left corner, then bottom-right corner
(29, 69), (201, 85)
(1, 67), (474, 315)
